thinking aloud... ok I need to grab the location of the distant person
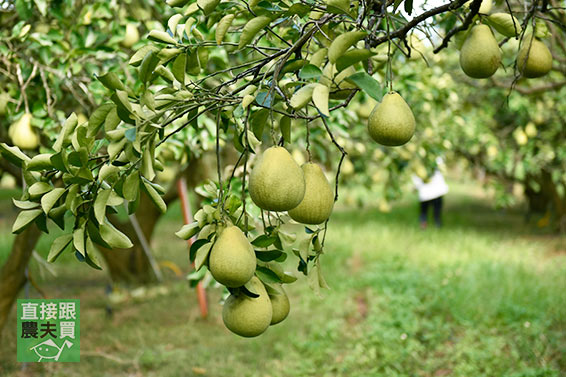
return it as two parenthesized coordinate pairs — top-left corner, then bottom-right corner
(411, 159), (449, 229)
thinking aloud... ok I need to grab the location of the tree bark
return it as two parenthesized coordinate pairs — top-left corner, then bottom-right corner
(0, 225), (42, 335)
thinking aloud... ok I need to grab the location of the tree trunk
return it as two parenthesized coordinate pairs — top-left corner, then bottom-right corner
(97, 192), (162, 284)
(0, 225), (42, 335)
(524, 171), (566, 231)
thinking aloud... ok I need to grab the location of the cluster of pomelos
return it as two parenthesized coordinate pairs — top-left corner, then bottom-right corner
(209, 146), (334, 337)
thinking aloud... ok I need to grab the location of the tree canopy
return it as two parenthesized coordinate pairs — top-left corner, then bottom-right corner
(1, 0), (565, 335)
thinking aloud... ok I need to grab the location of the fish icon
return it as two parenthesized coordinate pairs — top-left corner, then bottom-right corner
(30, 339), (73, 362)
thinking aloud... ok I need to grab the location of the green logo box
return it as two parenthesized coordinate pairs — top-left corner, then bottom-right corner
(17, 299), (80, 362)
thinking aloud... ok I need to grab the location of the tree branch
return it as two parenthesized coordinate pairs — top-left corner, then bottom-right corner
(367, 0), (472, 50)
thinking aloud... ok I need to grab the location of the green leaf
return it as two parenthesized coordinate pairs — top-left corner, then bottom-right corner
(186, 267), (207, 287)
(100, 221), (133, 249)
(197, 0), (220, 15)
(167, 14), (183, 35)
(215, 14), (235, 45)
(141, 91), (157, 111)
(299, 64), (322, 80)
(50, 152), (68, 173)
(35, 213), (48, 233)
(127, 193), (140, 215)
(240, 283), (260, 298)
(336, 49), (375, 72)
(40, 188), (65, 214)
(172, 50), (187, 84)
(75, 167), (94, 183)
(97, 72), (126, 91)
(27, 153), (53, 171)
(12, 209), (42, 233)
(0, 143), (30, 167)
(312, 83), (330, 117)
(404, 0), (413, 15)
(129, 45), (158, 67)
(239, 16), (272, 49)
(87, 221), (111, 248)
(88, 103), (114, 135)
(194, 242), (212, 271)
(255, 266), (282, 283)
(285, 3), (310, 16)
(326, 0), (350, 15)
(15, 0), (32, 19)
(139, 49), (160, 84)
(73, 226), (86, 256)
(346, 72), (382, 102)
(141, 180), (167, 213)
(155, 65), (175, 83)
(148, 30), (178, 45)
(124, 128), (136, 142)
(280, 116), (291, 143)
(176, 222), (200, 240)
(255, 249), (284, 262)
(94, 189), (111, 224)
(252, 234), (277, 247)
(308, 263), (321, 295)
(104, 107), (121, 132)
(280, 271), (298, 283)
(123, 172), (140, 202)
(48, 205), (67, 230)
(28, 182), (52, 198)
(53, 113), (78, 152)
(13, 199), (40, 210)
(108, 139), (127, 160)
(65, 184), (79, 212)
(47, 234), (73, 263)
(486, 13), (522, 37)
(107, 190), (124, 206)
(157, 47), (183, 63)
(190, 239), (209, 262)
(68, 149), (88, 167)
(85, 238), (103, 270)
(141, 148), (156, 181)
(33, 0), (47, 15)
(71, 125), (92, 152)
(328, 31), (367, 64)
(290, 84), (315, 110)
(249, 109), (269, 140)
(143, 179), (166, 195)
(111, 90), (133, 113)
(255, 91), (273, 108)
(280, 59), (308, 76)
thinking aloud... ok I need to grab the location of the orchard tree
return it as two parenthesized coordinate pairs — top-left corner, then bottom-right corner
(0, 0), (192, 332)
(1, 0), (564, 337)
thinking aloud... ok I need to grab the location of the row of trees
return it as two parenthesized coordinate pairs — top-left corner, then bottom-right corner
(1, 0), (565, 334)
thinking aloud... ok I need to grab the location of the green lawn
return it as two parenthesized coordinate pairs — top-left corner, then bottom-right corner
(0, 182), (565, 377)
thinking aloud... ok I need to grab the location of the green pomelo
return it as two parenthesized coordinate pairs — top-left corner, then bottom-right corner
(249, 146), (306, 211)
(209, 226), (256, 288)
(288, 163), (334, 224)
(368, 92), (415, 147)
(222, 277), (273, 337)
(518, 38), (552, 78)
(459, 24), (501, 79)
(269, 286), (290, 325)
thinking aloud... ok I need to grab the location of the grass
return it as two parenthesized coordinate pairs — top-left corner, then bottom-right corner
(0, 181), (565, 377)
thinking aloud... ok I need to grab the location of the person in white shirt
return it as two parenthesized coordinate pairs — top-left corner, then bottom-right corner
(411, 159), (449, 229)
